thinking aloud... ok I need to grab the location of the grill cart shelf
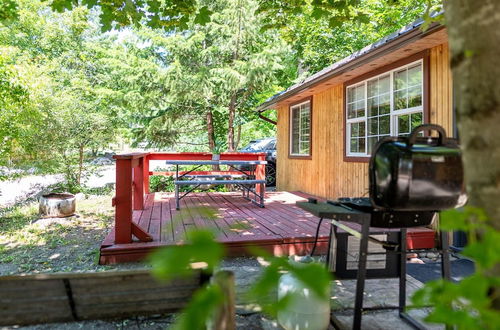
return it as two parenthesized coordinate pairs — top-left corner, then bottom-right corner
(296, 201), (451, 330)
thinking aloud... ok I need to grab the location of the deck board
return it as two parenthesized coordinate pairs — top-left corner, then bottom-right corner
(100, 191), (330, 264)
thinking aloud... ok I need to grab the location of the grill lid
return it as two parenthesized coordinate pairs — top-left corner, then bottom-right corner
(369, 124), (467, 211)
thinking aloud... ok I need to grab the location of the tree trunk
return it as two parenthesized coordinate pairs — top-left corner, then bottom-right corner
(227, 94), (237, 152)
(235, 124), (242, 150)
(206, 110), (220, 170)
(77, 145), (84, 185)
(444, 0), (500, 307)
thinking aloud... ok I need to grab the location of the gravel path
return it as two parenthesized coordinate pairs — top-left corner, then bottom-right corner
(0, 166), (116, 208)
(0, 173), (63, 207)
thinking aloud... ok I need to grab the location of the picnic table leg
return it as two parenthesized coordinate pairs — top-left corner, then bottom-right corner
(175, 165), (180, 210)
(255, 156), (265, 202)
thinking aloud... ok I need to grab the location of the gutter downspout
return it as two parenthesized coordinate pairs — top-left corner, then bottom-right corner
(258, 110), (277, 125)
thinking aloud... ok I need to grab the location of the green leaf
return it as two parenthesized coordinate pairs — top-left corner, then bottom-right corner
(172, 284), (224, 330)
(0, 0), (19, 22)
(462, 229), (500, 269)
(194, 6), (213, 25)
(287, 262), (332, 300)
(149, 229), (225, 281)
(49, 0), (74, 12)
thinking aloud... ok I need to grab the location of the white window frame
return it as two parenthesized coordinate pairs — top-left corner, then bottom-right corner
(345, 59), (424, 157)
(289, 100), (311, 157)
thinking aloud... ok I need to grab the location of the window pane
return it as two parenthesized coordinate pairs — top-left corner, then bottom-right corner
(379, 93), (390, 114)
(348, 88), (354, 103)
(411, 112), (423, 130)
(359, 138), (366, 153)
(355, 85), (364, 100)
(291, 109), (300, 154)
(355, 100), (365, 117)
(368, 137), (378, 154)
(367, 80), (378, 98)
(379, 115), (390, 134)
(379, 75), (390, 94)
(359, 122), (365, 136)
(408, 86), (422, 108)
(347, 103), (355, 119)
(368, 97), (378, 117)
(350, 139), (358, 153)
(398, 114), (410, 134)
(408, 64), (422, 87)
(394, 90), (407, 110)
(291, 104), (310, 155)
(394, 69), (407, 90)
(352, 123), (359, 137)
(347, 62), (424, 156)
(368, 117), (378, 135)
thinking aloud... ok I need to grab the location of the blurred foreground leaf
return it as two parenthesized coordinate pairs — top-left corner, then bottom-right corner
(149, 229), (225, 281)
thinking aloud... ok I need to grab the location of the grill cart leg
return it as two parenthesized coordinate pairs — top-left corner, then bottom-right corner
(353, 218), (371, 329)
(440, 230), (451, 280)
(399, 228), (407, 315)
(259, 183), (265, 208)
(175, 184), (180, 210)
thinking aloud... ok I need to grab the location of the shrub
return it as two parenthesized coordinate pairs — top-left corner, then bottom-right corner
(150, 175), (175, 192)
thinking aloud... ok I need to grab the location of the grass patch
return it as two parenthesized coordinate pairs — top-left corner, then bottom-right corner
(0, 193), (121, 275)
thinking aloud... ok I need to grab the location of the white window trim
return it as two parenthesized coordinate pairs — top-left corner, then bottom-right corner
(289, 100), (311, 157)
(345, 59), (424, 157)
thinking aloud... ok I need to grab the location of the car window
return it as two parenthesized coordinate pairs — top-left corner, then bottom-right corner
(266, 140), (276, 150)
(241, 139), (273, 151)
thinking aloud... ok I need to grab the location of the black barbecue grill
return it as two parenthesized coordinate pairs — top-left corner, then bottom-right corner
(297, 124), (466, 330)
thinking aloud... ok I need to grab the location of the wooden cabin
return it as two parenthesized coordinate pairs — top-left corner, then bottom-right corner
(257, 21), (453, 200)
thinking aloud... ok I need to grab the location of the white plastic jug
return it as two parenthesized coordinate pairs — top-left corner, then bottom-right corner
(277, 272), (330, 330)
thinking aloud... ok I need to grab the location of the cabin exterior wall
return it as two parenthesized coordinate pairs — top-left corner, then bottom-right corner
(276, 43), (453, 199)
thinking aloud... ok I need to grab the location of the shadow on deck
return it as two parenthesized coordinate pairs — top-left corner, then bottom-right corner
(100, 191), (330, 264)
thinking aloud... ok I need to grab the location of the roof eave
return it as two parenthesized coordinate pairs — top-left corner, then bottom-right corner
(256, 22), (444, 112)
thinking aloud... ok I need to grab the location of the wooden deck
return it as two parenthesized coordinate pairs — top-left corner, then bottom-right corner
(100, 191), (330, 264)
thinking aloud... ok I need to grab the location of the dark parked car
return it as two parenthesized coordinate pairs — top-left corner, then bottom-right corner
(239, 137), (277, 186)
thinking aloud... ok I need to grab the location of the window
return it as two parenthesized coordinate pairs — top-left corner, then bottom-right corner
(290, 100), (311, 156)
(346, 60), (424, 157)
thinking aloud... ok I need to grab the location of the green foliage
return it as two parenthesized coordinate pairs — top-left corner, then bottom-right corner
(0, 0), (18, 22)
(150, 217), (331, 329)
(150, 229), (225, 281)
(246, 249), (332, 316)
(47, 0), (207, 32)
(411, 207), (500, 329)
(172, 284), (224, 330)
(130, 0), (286, 151)
(149, 175), (175, 192)
(264, 0), (439, 75)
(211, 139), (227, 154)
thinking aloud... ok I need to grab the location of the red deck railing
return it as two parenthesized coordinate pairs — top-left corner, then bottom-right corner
(112, 152), (267, 244)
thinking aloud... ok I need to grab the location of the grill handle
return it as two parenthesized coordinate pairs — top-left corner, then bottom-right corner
(408, 124), (447, 147)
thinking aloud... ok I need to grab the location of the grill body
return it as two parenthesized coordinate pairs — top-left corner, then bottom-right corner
(369, 124), (467, 212)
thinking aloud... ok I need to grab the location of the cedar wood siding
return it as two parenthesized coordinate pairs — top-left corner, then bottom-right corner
(276, 42), (453, 199)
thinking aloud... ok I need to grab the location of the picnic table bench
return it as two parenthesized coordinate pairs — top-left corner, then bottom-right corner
(166, 160), (267, 210)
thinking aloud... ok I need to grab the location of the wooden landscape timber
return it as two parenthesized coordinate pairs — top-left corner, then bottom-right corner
(0, 269), (209, 326)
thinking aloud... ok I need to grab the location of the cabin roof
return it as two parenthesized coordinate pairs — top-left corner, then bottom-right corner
(256, 16), (444, 112)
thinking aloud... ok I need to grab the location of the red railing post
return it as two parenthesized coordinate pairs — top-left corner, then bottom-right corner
(143, 154), (150, 194)
(113, 153), (153, 244)
(256, 153), (266, 196)
(115, 158), (133, 244)
(133, 157), (144, 210)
